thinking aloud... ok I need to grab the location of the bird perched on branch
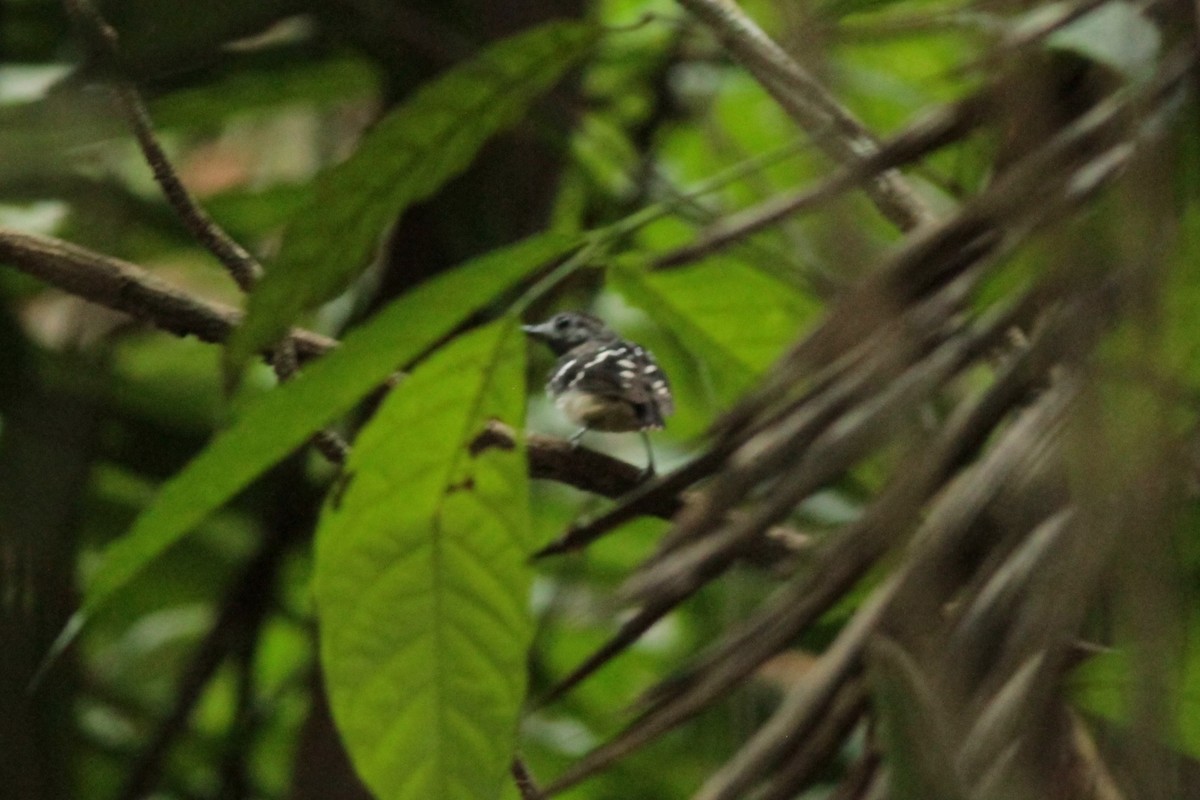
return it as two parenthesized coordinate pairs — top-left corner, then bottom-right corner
(523, 311), (674, 476)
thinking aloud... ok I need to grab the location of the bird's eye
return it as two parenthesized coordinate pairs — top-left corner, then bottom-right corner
(554, 316), (570, 330)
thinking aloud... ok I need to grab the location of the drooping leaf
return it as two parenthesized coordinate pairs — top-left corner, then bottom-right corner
(71, 231), (575, 629)
(225, 20), (597, 374)
(316, 317), (533, 800)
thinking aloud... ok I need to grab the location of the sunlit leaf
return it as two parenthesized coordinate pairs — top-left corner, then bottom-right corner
(226, 21), (597, 374)
(316, 318), (533, 800)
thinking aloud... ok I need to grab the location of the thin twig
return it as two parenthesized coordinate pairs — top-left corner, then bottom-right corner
(475, 422), (812, 561)
(270, 336), (351, 464)
(511, 757), (546, 800)
(61, 0), (261, 293)
(61, 0), (351, 464)
(531, 450), (724, 557)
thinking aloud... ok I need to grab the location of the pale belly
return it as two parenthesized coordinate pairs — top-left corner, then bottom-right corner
(555, 390), (642, 432)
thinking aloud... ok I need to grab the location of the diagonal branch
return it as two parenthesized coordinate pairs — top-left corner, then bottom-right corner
(511, 757), (546, 800)
(0, 227), (336, 359)
(653, 93), (987, 269)
(62, 0), (261, 293)
(673, 0), (937, 231)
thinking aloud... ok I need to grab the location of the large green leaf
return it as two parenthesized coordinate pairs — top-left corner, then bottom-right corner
(226, 20), (596, 374)
(71, 231), (575, 628)
(316, 317), (533, 800)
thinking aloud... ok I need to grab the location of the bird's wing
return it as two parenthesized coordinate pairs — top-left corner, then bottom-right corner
(552, 342), (673, 425)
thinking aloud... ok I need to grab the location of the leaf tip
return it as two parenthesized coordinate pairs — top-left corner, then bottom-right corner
(29, 612), (88, 693)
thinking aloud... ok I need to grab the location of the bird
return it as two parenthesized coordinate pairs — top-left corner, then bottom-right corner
(522, 311), (674, 476)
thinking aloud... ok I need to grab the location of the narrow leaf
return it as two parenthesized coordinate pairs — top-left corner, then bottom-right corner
(869, 637), (959, 800)
(316, 318), (533, 800)
(74, 232), (574, 627)
(226, 20), (596, 373)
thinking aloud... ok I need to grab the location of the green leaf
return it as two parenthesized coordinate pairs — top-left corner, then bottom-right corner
(1163, 202), (1200, 392)
(316, 317), (532, 800)
(226, 20), (597, 374)
(1071, 610), (1200, 760)
(73, 231), (575, 627)
(610, 256), (818, 398)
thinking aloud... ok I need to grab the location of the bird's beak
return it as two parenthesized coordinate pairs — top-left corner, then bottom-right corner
(522, 322), (551, 340)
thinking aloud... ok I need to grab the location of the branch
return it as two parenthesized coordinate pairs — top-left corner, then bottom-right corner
(0, 227), (336, 360)
(673, 0), (936, 231)
(473, 421), (654, 503)
(511, 758), (546, 800)
(653, 94), (986, 269)
(478, 421), (813, 557)
(62, 0), (350, 465)
(62, 0), (261, 292)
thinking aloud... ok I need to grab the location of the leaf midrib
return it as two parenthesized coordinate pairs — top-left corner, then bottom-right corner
(427, 320), (520, 798)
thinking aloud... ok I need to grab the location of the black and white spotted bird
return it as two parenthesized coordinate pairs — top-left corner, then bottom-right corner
(523, 311), (674, 476)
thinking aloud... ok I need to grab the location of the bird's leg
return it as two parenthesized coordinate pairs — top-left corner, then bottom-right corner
(638, 429), (656, 480)
(568, 428), (587, 450)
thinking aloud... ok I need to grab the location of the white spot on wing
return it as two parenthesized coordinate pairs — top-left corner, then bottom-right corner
(568, 350), (617, 389)
(581, 350), (616, 370)
(551, 358), (577, 385)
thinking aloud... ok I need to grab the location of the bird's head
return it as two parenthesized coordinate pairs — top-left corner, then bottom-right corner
(522, 311), (614, 356)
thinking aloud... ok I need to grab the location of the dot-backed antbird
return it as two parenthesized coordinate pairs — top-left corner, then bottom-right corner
(523, 311), (674, 476)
